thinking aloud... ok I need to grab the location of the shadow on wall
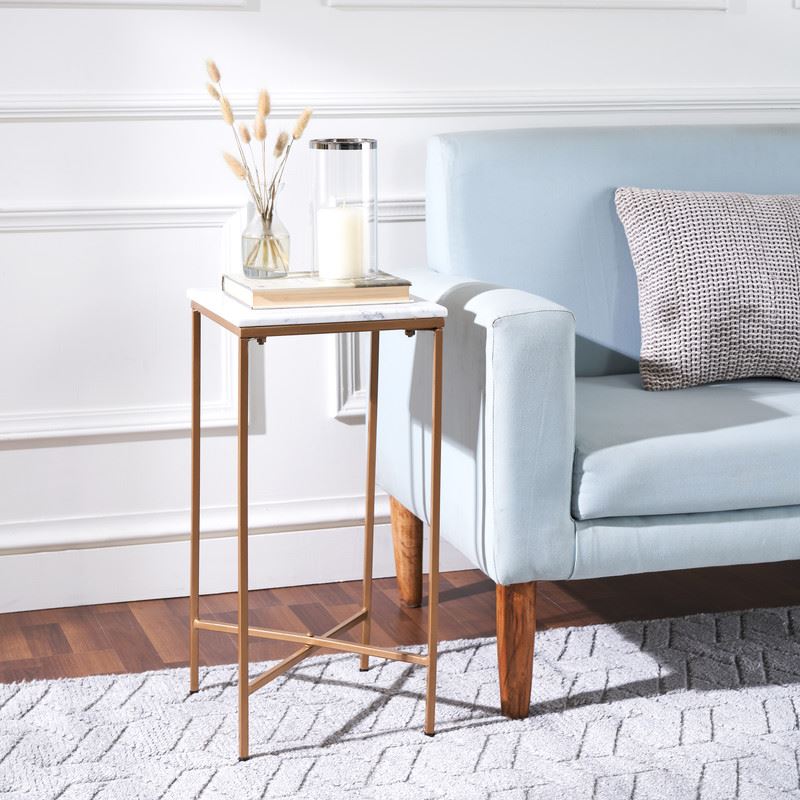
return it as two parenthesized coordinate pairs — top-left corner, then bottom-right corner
(407, 282), (488, 449)
(404, 281), (488, 569)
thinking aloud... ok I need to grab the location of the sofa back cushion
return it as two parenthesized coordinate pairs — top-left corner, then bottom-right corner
(426, 125), (800, 376)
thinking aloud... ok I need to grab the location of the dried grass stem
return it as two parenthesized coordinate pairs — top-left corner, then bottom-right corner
(206, 59), (312, 222)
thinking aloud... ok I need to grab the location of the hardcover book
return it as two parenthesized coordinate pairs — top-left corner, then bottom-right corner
(222, 271), (411, 309)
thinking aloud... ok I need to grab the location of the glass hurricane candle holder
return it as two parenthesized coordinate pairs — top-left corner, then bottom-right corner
(310, 138), (378, 282)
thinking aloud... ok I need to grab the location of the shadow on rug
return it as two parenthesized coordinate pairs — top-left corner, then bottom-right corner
(2, 606), (800, 799)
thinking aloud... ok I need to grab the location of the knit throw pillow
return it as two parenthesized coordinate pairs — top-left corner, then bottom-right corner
(615, 187), (800, 391)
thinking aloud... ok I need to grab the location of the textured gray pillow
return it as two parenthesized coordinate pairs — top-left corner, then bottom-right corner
(615, 187), (800, 391)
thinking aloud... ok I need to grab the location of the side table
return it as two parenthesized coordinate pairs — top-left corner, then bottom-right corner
(187, 289), (447, 760)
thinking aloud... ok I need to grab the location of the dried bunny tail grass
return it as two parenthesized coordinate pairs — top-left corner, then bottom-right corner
(206, 83), (220, 101)
(220, 97), (234, 126)
(206, 59), (221, 83)
(292, 108), (312, 140)
(254, 115), (266, 142)
(274, 131), (289, 157)
(238, 123), (252, 144)
(223, 152), (246, 179)
(257, 90), (271, 118)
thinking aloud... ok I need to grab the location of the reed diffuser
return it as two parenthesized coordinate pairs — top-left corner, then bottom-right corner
(206, 59), (312, 278)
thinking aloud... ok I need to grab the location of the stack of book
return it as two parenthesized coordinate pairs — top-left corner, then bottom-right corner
(222, 271), (411, 310)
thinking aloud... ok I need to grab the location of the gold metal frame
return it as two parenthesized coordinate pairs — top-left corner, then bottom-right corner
(188, 301), (445, 761)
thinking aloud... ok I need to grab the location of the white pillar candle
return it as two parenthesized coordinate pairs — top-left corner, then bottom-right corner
(316, 206), (365, 280)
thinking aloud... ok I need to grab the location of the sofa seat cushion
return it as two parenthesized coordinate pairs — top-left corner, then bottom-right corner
(573, 373), (800, 520)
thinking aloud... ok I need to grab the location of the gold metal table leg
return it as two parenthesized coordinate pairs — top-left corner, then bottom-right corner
(425, 326), (443, 736)
(359, 331), (380, 671)
(189, 310), (201, 694)
(237, 337), (250, 761)
(187, 309), (445, 759)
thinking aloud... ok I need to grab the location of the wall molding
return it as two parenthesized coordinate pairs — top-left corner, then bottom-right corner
(1, 523), (472, 613)
(327, 0), (726, 8)
(5, 86), (800, 122)
(0, 205), (245, 233)
(0, 204), (247, 441)
(378, 198), (426, 223)
(0, 492), (474, 611)
(335, 332), (368, 421)
(0, 0), (245, 8)
(0, 199), (422, 232)
(0, 493), (390, 554)
(0, 200), (417, 439)
(0, 402), (237, 442)
(333, 197), (424, 421)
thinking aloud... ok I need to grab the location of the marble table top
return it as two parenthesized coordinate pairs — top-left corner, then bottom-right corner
(188, 289), (447, 329)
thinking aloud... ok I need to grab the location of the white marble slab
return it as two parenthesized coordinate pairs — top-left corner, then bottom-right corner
(188, 288), (447, 329)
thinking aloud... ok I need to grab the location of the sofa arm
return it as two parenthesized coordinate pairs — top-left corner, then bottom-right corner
(375, 267), (577, 585)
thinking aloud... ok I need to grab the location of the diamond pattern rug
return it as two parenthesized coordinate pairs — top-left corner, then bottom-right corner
(4, 607), (800, 799)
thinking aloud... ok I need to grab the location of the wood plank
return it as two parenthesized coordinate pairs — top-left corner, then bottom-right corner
(307, 581), (360, 607)
(0, 650), (125, 683)
(3, 565), (800, 684)
(23, 623), (71, 658)
(367, 584), (428, 646)
(0, 656), (46, 683)
(129, 600), (192, 666)
(0, 621), (33, 662)
(58, 607), (111, 654)
(46, 650), (126, 680)
(288, 602), (343, 637)
(93, 607), (165, 673)
(267, 584), (327, 607)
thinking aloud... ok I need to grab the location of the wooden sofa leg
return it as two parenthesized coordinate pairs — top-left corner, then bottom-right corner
(389, 496), (423, 608)
(496, 581), (537, 719)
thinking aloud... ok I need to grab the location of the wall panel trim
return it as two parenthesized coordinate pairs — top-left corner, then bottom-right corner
(377, 198), (426, 223)
(332, 197), (424, 421)
(4, 86), (800, 122)
(0, 491), (471, 611)
(0, 204), (246, 441)
(0, 516), (474, 613)
(327, 0), (726, 8)
(335, 331), (368, 422)
(0, 0), (245, 8)
(1, 200), (421, 438)
(0, 493), (389, 554)
(0, 206), (245, 233)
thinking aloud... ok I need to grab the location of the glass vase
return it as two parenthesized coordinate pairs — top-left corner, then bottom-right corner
(242, 211), (290, 279)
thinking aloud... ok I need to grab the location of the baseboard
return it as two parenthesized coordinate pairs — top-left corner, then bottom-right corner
(0, 521), (474, 612)
(0, 494), (393, 554)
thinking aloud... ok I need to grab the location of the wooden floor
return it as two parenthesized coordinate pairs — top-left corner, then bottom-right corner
(2, 562), (800, 684)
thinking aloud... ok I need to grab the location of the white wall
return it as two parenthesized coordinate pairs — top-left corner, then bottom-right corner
(1, 0), (799, 611)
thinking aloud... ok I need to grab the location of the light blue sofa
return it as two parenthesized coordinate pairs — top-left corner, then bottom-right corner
(375, 124), (800, 718)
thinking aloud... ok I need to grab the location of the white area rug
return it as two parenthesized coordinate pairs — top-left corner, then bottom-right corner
(4, 607), (800, 799)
